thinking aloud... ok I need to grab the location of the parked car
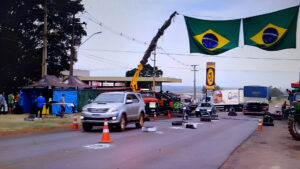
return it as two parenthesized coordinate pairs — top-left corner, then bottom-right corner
(195, 102), (216, 118)
(81, 91), (146, 131)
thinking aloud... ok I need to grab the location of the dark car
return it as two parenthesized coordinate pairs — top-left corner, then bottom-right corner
(195, 102), (217, 121)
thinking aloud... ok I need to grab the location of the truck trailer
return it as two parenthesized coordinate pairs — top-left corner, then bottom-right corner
(212, 89), (244, 111)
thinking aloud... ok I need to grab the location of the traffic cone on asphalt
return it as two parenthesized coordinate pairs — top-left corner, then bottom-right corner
(167, 110), (171, 119)
(100, 119), (112, 143)
(257, 119), (263, 131)
(153, 112), (157, 120)
(72, 117), (79, 130)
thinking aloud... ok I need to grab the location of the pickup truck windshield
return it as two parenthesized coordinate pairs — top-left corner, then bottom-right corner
(94, 94), (125, 103)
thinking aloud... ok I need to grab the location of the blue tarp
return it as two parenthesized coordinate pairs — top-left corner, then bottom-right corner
(244, 86), (270, 98)
(52, 90), (78, 114)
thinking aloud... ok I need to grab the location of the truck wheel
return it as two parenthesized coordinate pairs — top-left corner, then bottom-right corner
(82, 123), (93, 132)
(136, 113), (144, 128)
(288, 115), (300, 141)
(117, 114), (127, 131)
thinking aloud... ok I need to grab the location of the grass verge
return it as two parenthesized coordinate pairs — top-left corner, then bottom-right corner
(0, 113), (81, 135)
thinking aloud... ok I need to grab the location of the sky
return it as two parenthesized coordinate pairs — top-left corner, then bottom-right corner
(74, 0), (300, 89)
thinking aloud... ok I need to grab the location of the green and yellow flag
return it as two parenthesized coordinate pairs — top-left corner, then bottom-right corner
(243, 6), (299, 51)
(184, 16), (241, 55)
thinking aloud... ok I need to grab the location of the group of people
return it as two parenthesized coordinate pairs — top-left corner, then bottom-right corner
(0, 91), (22, 114)
(31, 93), (66, 119)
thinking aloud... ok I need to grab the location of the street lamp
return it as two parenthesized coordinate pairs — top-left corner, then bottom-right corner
(70, 31), (102, 76)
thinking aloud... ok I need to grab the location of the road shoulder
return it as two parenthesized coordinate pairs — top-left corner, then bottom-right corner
(220, 120), (300, 169)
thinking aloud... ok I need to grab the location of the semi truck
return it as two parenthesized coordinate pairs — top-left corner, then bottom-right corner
(243, 86), (270, 115)
(212, 89), (244, 111)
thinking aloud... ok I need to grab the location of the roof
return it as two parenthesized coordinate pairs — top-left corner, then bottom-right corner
(29, 75), (68, 88)
(63, 76), (90, 88)
(78, 76), (182, 83)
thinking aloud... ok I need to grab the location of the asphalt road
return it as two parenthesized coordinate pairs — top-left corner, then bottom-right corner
(0, 112), (258, 169)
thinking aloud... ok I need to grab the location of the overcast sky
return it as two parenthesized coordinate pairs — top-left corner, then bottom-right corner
(75, 0), (300, 89)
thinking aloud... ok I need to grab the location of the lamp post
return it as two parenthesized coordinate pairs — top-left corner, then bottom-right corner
(69, 31), (102, 76)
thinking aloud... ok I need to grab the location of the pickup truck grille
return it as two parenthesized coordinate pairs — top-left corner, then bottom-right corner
(87, 108), (109, 113)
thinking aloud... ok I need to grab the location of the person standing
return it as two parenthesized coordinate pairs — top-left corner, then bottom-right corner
(0, 92), (5, 114)
(36, 93), (45, 119)
(8, 93), (14, 114)
(59, 94), (66, 118)
(31, 91), (38, 115)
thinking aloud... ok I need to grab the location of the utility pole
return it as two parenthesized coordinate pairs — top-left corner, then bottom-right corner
(70, 14), (75, 76)
(152, 49), (156, 91)
(42, 0), (48, 77)
(191, 65), (199, 103)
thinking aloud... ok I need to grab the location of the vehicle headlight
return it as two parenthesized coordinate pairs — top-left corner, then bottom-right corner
(80, 116), (84, 120)
(112, 116), (117, 120)
(109, 108), (119, 113)
(82, 107), (88, 111)
(196, 108), (199, 111)
(207, 109), (212, 112)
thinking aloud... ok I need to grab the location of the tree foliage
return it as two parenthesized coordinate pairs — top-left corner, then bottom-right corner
(0, 0), (86, 93)
(125, 64), (163, 88)
(202, 85), (222, 93)
(268, 86), (284, 98)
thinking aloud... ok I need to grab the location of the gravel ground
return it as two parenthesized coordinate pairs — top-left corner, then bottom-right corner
(220, 119), (300, 169)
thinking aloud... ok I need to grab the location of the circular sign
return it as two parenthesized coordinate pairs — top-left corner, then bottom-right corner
(263, 27), (278, 44)
(202, 33), (218, 49)
(207, 68), (215, 86)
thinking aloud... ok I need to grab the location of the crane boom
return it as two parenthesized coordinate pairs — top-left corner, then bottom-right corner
(130, 11), (178, 91)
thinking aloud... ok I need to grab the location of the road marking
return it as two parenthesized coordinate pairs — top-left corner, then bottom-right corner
(156, 131), (164, 134)
(83, 144), (112, 150)
(170, 127), (184, 130)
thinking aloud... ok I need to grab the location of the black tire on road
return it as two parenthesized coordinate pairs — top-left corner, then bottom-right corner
(136, 113), (145, 128)
(82, 123), (93, 132)
(288, 115), (300, 141)
(117, 114), (127, 132)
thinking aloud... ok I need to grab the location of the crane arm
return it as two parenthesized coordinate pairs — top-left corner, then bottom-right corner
(130, 11), (178, 91)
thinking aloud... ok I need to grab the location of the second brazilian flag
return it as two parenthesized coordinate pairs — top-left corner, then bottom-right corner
(184, 16), (241, 55)
(243, 6), (299, 51)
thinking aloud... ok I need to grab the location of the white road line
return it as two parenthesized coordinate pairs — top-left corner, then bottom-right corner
(83, 144), (112, 150)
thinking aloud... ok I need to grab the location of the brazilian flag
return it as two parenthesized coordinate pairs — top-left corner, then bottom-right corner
(243, 6), (299, 51)
(184, 16), (241, 55)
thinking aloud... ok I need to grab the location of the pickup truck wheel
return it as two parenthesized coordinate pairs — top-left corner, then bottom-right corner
(82, 123), (93, 132)
(288, 115), (300, 141)
(136, 113), (144, 128)
(117, 114), (127, 131)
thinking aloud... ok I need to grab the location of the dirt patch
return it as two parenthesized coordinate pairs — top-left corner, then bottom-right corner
(220, 120), (300, 169)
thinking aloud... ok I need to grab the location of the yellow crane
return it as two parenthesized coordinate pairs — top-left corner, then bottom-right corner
(130, 11), (178, 91)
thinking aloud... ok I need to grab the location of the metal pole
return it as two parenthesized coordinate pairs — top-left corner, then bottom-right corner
(70, 14), (75, 76)
(42, 0), (48, 77)
(152, 49), (156, 91)
(191, 65), (199, 103)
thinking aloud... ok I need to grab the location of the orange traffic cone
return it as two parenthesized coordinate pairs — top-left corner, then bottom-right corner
(72, 117), (79, 130)
(153, 112), (157, 120)
(257, 119), (262, 131)
(167, 110), (171, 119)
(100, 119), (112, 143)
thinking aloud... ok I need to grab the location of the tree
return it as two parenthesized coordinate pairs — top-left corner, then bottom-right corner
(202, 85), (222, 93)
(0, 0), (86, 93)
(268, 86), (283, 98)
(125, 64), (163, 88)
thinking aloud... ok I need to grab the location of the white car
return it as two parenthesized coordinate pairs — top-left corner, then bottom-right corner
(81, 91), (146, 131)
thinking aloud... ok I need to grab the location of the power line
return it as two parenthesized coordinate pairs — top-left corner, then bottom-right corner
(79, 48), (300, 61)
